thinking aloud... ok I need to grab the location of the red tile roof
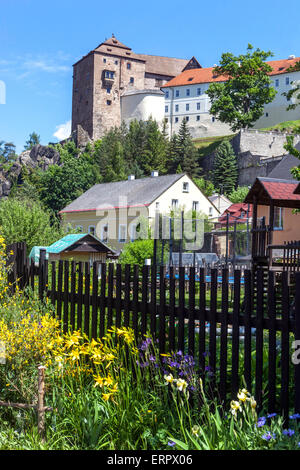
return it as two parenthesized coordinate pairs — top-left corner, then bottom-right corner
(162, 57), (300, 88)
(245, 177), (300, 208)
(219, 203), (252, 225)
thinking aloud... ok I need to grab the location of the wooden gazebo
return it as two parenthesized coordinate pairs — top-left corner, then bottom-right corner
(245, 177), (300, 271)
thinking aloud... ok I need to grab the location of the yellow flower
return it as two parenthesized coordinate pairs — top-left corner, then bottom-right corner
(176, 378), (188, 392)
(237, 390), (247, 402)
(102, 392), (113, 401)
(164, 373), (174, 384)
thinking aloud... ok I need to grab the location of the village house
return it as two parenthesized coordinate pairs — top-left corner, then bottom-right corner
(59, 173), (220, 253)
(162, 56), (300, 139)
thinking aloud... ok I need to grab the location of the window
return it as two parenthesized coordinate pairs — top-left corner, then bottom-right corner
(186, 103), (189, 111)
(186, 116), (189, 122)
(156, 201), (160, 210)
(212, 117), (215, 122)
(266, 112), (269, 117)
(186, 89), (190, 96)
(165, 105), (169, 113)
(107, 100), (112, 105)
(115, 60), (118, 65)
(105, 71), (114, 79)
(197, 102), (200, 110)
(107, 87), (111, 94)
(103, 58), (107, 63)
(127, 63), (131, 69)
(171, 199), (179, 209)
(175, 90), (179, 97)
(130, 77), (134, 84)
(175, 104), (179, 112)
(119, 224), (127, 242)
(182, 182), (189, 193)
(88, 225), (95, 236)
(275, 78), (279, 87)
(209, 207), (213, 217)
(175, 117), (179, 123)
(165, 118), (168, 123)
(192, 201), (199, 211)
(286, 77), (290, 85)
(274, 207), (283, 230)
(130, 224), (137, 242)
(102, 224), (108, 242)
(165, 91), (169, 99)
(75, 225), (83, 232)
(197, 88), (201, 96)
(196, 115), (200, 121)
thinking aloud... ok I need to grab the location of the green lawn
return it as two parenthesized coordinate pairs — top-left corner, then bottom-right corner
(260, 119), (300, 133)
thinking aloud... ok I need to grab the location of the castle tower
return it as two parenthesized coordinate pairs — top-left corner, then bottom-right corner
(72, 35), (191, 145)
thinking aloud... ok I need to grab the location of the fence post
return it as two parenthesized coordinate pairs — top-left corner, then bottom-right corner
(37, 365), (46, 440)
(38, 249), (47, 301)
(295, 272), (300, 414)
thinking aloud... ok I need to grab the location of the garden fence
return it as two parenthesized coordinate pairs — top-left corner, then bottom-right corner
(6, 242), (300, 420)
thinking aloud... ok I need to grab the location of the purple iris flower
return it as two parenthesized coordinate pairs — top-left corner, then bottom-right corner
(257, 417), (266, 428)
(168, 441), (176, 447)
(262, 432), (276, 441)
(267, 413), (277, 418)
(283, 429), (295, 437)
(290, 413), (300, 420)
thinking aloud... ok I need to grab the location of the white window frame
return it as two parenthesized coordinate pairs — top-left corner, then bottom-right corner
(118, 224), (127, 243)
(171, 199), (179, 210)
(101, 224), (108, 242)
(197, 102), (200, 110)
(182, 182), (189, 193)
(186, 89), (190, 96)
(130, 224), (137, 242)
(175, 90), (179, 97)
(165, 105), (168, 113)
(186, 103), (189, 111)
(192, 201), (199, 211)
(175, 104), (179, 112)
(274, 207), (283, 230)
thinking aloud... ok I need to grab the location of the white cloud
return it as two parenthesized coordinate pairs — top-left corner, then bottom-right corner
(53, 120), (71, 141)
(23, 60), (70, 73)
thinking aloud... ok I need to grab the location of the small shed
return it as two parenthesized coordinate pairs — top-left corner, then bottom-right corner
(46, 233), (118, 262)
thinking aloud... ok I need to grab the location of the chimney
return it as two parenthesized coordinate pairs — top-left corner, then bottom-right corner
(128, 175), (135, 181)
(151, 170), (159, 178)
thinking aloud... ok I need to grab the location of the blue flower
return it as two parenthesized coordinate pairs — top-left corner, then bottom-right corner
(168, 441), (176, 447)
(262, 432), (276, 441)
(257, 417), (266, 428)
(267, 413), (277, 418)
(290, 413), (300, 420)
(283, 429), (295, 437)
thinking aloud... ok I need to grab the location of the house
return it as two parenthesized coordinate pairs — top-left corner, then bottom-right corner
(162, 56), (300, 139)
(59, 172), (220, 253)
(29, 234), (117, 266)
(244, 177), (300, 247)
(208, 193), (232, 215)
(218, 203), (253, 226)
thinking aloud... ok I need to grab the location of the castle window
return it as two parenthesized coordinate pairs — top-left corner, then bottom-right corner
(275, 78), (279, 87)
(175, 90), (179, 97)
(103, 58), (107, 63)
(186, 103), (189, 111)
(107, 100), (112, 105)
(196, 115), (200, 121)
(212, 117), (215, 122)
(186, 89), (190, 96)
(266, 112), (269, 117)
(165, 91), (169, 99)
(175, 117), (179, 123)
(107, 87), (111, 94)
(130, 77), (134, 84)
(105, 70), (115, 79)
(186, 116), (189, 122)
(175, 104), (179, 112)
(197, 88), (201, 95)
(127, 63), (131, 69)
(286, 77), (290, 85)
(115, 60), (118, 65)
(165, 105), (168, 113)
(197, 102), (200, 110)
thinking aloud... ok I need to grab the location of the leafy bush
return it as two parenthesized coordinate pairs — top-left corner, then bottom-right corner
(119, 239), (154, 269)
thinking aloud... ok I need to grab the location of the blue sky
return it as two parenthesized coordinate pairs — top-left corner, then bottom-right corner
(1, 0), (300, 153)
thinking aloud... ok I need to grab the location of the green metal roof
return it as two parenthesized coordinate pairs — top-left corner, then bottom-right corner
(28, 246), (49, 264)
(46, 233), (88, 254)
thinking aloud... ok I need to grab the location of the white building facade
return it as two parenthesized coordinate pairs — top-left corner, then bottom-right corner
(161, 56), (300, 139)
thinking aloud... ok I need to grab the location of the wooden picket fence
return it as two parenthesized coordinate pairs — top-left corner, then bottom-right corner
(6, 243), (300, 420)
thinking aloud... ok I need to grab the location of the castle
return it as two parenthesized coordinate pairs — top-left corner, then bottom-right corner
(71, 35), (194, 146)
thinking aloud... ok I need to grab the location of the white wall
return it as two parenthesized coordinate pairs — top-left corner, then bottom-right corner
(121, 90), (165, 127)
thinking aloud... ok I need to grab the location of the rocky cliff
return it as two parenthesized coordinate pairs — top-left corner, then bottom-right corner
(0, 144), (60, 198)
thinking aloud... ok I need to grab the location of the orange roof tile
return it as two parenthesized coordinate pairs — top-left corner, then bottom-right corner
(162, 57), (300, 88)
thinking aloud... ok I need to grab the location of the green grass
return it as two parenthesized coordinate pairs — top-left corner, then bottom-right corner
(193, 135), (236, 160)
(260, 119), (300, 133)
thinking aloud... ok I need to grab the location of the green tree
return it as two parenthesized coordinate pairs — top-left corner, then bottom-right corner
(228, 186), (250, 203)
(206, 44), (276, 131)
(0, 141), (17, 164)
(212, 140), (238, 194)
(24, 132), (41, 151)
(173, 119), (200, 177)
(119, 239), (154, 269)
(283, 61), (300, 110)
(37, 141), (100, 214)
(194, 177), (215, 197)
(141, 119), (168, 175)
(0, 198), (65, 252)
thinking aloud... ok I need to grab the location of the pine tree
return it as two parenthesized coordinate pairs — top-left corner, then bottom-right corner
(176, 118), (200, 177)
(212, 140), (238, 195)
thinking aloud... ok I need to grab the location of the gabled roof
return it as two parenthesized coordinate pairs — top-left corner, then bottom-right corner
(219, 203), (252, 224)
(268, 142), (300, 181)
(182, 56), (202, 72)
(295, 183), (300, 195)
(244, 177), (300, 208)
(101, 36), (131, 50)
(46, 233), (116, 254)
(60, 173), (186, 214)
(137, 53), (188, 77)
(162, 56), (300, 88)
